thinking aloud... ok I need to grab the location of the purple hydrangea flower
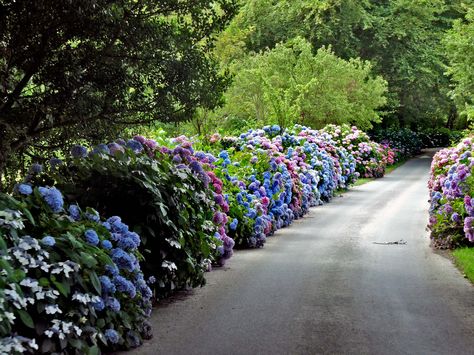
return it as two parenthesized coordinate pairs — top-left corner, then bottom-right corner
(108, 142), (125, 155)
(133, 135), (147, 144)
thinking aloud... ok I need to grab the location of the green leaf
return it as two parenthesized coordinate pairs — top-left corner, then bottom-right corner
(79, 252), (98, 268)
(17, 309), (34, 328)
(52, 279), (70, 297)
(96, 318), (105, 328)
(88, 345), (100, 355)
(90, 271), (102, 294)
(22, 208), (35, 225)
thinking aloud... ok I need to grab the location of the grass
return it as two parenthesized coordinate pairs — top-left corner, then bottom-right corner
(353, 159), (408, 187)
(452, 248), (474, 283)
(353, 178), (372, 186)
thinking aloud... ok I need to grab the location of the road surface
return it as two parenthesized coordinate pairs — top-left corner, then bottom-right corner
(131, 150), (474, 355)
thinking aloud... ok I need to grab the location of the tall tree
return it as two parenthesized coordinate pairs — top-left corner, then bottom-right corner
(0, 0), (237, 179)
(216, 0), (465, 128)
(221, 37), (387, 130)
(445, 6), (474, 123)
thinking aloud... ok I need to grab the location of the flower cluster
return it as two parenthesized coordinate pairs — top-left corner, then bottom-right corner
(0, 185), (152, 353)
(322, 124), (395, 178)
(428, 137), (474, 248)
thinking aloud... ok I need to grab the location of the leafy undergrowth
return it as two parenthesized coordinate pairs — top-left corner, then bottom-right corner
(452, 248), (474, 283)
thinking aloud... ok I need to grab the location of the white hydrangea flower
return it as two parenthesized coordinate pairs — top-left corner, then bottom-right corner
(4, 287), (27, 309)
(72, 292), (93, 304)
(45, 304), (62, 315)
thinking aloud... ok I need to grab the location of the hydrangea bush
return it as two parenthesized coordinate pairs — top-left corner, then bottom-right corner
(0, 185), (151, 354)
(32, 140), (226, 300)
(427, 138), (474, 248)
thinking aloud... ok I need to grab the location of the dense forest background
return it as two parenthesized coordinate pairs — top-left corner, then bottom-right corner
(1, 0), (474, 184)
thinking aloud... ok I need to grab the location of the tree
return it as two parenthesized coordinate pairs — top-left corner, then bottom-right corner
(0, 0), (237, 181)
(445, 7), (474, 123)
(216, 0), (467, 128)
(220, 37), (387, 130)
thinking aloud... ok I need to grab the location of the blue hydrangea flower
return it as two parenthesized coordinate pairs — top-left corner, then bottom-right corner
(107, 216), (129, 234)
(105, 297), (121, 312)
(117, 236), (136, 250)
(229, 218), (238, 231)
(49, 157), (63, 168)
(101, 240), (113, 250)
(111, 248), (136, 272)
(105, 264), (119, 277)
(38, 186), (64, 213)
(71, 145), (88, 158)
(84, 229), (99, 246)
(41, 236), (55, 247)
(105, 329), (120, 344)
(126, 331), (141, 348)
(31, 163), (43, 174)
(17, 184), (32, 195)
(68, 205), (81, 221)
(189, 161), (203, 173)
(113, 275), (137, 298)
(92, 298), (105, 311)
(126, 139), (144, 153)
(100, 275), (116, 294)
(94, 143), (110, 155)
(85, 211), (100, 222)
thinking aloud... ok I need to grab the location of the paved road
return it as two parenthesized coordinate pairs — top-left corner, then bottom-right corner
(132, 150), (474, 355)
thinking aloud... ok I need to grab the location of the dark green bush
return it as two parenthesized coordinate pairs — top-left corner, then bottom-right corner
(32, 148), (222, 300)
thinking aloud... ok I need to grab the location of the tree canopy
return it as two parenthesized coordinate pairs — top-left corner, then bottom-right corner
(214, 0), (473, 129)
(0, 0), (237, 175)
(220, 37), (387, 130)
(445, 7), (474, 123)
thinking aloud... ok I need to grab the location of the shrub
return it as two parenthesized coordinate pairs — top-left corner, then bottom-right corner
(428, 138), (474, 248)
(0, 185), (151, 354)
(31, 141), (225, 300)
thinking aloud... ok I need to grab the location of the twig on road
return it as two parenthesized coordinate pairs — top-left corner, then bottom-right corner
(372, 240), (407, 245)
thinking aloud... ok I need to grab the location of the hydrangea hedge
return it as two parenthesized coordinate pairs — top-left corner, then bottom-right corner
(428, 138), (474, 248)
(1, 123), (406, 353)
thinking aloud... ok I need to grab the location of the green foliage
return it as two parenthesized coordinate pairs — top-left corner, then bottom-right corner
(34, 148), (221, 299)
(445, 8), (474, 123)
(0, 0), (238, 181)
(214, 0), (469, 129)
(219, 37), (387, 130)
(0, 189), (151, 353)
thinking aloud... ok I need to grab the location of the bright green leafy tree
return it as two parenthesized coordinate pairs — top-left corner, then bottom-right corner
(219, 37), (387, 130)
